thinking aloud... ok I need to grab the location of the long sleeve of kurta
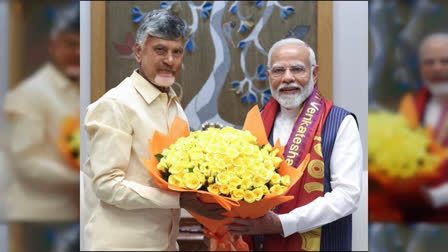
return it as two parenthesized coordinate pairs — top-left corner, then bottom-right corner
(4, 80), (79, 188)
(278, 116), (363, 236)
(84, 97), (180, 211)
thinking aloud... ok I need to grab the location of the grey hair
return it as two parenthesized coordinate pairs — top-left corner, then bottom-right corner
(136, 9), (189, 46)
(267, 38), (316, 69)
(50, 3), (80, 39)
(418, 32), (448, 60)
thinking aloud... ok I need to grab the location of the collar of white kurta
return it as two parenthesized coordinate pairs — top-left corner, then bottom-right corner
(45, 62), (77, 90)
(130, 70), (179, 105)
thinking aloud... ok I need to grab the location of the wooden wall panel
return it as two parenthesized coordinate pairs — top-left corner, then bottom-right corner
(8, 1), (24, 89)
(91, 1), (333, 128)
(90, 1), (106, 103)
(317, 1), (332, 100)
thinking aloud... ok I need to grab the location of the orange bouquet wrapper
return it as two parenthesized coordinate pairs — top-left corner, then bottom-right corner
(143, 106), (309, 251)
(56, 114), (80, 171)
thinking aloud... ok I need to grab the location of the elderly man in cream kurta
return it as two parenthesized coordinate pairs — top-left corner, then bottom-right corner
(2, 6), (80, 252)
(4, 62), (80, 222)
(82, 9), (225, 251)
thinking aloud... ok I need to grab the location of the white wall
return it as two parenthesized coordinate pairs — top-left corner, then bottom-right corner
(79, 1), (90, 250)
(0, 1), (9, 251)
(333, 1), (368, 251)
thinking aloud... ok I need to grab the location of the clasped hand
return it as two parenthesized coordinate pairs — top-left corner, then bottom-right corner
(180, 192), (227, 220)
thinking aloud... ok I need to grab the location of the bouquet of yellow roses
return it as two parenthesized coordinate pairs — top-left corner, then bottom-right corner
(143, 106), (309, 251)
(156, 126), (291, 203)
(56, 114), (80, 171)
(368, 110), (446, 221)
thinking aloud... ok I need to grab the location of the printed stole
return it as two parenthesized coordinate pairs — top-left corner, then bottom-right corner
(261, 86), (332, 251)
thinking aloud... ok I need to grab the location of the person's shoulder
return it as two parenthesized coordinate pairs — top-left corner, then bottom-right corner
(328, 105), (353, 118)
(103, 75), (140, 103)
(327, 105), (358, 128)
(3, 65), (53, 113)
(9, 64), (51, 94)
(86, 75), (136, 113)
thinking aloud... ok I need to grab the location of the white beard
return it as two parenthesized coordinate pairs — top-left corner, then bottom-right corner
(425, 81), (448, 96)
(270, 77), (315, 109)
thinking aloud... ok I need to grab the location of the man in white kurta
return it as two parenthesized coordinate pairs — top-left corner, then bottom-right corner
(4, 63), (80, 221)
(82, 9), (225, 251)
(227, 38), (362, 251)
(2, 4), (81, 251)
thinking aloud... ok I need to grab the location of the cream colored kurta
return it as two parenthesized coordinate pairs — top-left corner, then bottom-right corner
(82, 70), (187, 251)
(2, 63), (80, 222)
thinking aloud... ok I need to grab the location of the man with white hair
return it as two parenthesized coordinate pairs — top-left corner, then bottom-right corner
(227, 38), (363, 251)
(2, 3), (80, 252)
(82, 9), (225, 250)
(399, 32), (448, 221)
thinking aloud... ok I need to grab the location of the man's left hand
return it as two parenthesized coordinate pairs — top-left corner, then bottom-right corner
(226, 211), (283, 235)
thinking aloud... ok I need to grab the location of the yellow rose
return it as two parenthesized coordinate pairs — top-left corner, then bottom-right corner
(258, 168), (273, 181)
(207, 184), (220, 195)
(240, 177), (253, 190)
(219, 185), (230, 195)
(240, 172), (253, 180)
(162, 149), (170, 156)
(207, 176), (215, 184)
(241, 145), (254, 156)
(184, 173), (202, 190)
(215, 159), (226, 169)
(269, 173), (281, 186)
(228, 175), (242, 187)
(230, 189), (244, 201)
(215, 172), (230, 185)
(260, 185), (269, 195)
(271, 156), (283, 168)
(226, 166), (237, 174)
(233, 157), (244, 167)
(168, 174), (184, 187)
(199, 165), (210, 177)
(227, 148), (239, 159)
(243, 190), (256, 203)
(195, 172), (206, 184)
(270, 185), (287, 195)
(262, 143), (273, 152)
(156, 160), (167, 171)
(253, 175), (267, 188)
(208, 144), (219, 153)
(168, 164), (184, 175)
(263, 159), (275, 171)
(281, 175), (291, 186)
(252, 187), (264, 201)
(190, 152), (204, 161)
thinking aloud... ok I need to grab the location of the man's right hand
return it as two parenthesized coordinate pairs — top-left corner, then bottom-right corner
(180, 192), (227, 220)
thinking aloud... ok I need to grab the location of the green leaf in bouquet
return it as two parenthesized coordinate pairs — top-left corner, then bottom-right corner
(161, 171), (170, 182)
(188, 167), (194, 173)
(155, 153), (164, 162)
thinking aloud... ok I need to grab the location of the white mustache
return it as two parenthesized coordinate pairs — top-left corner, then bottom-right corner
(277, 83), (303, 92)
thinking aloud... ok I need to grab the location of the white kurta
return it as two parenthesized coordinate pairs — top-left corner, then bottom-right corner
(82, 70), (187, 251)
(423, 96), (448, 208)
(273, 105), (363, 237)
(2, 63), (80, 222)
